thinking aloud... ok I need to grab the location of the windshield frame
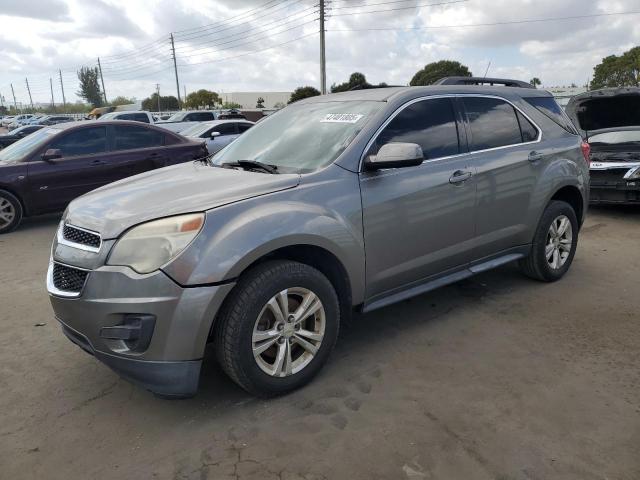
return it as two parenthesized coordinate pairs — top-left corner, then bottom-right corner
(210, 100), (383, 174)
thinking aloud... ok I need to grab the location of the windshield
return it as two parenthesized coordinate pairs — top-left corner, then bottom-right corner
(180, 123), (212, 137)
(166, 112), (186, 122)
(589, 130), (640, 145)
(212, 101), (382, 173)
(0, 128), (57, 164)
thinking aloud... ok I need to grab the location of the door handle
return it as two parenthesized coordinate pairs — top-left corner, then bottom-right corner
(90, 159), (107, 165)
(449, 170), (473, 184)
(528, 151), (544, 162)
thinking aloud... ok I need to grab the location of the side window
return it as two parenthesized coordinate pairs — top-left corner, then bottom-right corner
(374, 98), (460, 160)
(49, 127), (107, 157)
(524, 97), (578, 134)
(113, 125), (164, 150)
(212, 123), (237, 136)
(516, 111), (539, 142)
(133, 113), (150, 123)
(186, 112), (214, 121)
(237, 123), (253, 133)
(462, 97), (523, 150)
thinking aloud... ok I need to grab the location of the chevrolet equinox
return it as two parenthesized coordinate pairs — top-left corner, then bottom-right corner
(47, 85), (589, 397)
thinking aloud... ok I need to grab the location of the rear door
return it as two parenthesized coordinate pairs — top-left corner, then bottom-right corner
(105, 124), (168, 180)
(459, 96), (543, 259)
(26, 126), (109, 212)
(360, 97), (477, 299)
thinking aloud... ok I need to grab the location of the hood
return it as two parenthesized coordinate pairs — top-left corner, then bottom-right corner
(565, 87), (640, 136)
(65, 162), (300, 239)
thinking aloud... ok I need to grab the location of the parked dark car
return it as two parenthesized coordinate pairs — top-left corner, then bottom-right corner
(566, 87), (640, 204)
(0, 125), (44, 149)
(0, 120), (208, 233)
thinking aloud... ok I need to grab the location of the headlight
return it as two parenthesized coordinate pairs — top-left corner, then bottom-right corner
(107, 213), (204, 274)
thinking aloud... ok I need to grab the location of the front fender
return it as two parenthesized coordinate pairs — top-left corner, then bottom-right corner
(162, 174), (366, 304)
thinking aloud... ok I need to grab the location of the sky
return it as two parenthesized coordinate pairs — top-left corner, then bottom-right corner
(0, 0), (638, 107)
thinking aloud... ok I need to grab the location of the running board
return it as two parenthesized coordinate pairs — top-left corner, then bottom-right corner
(362, 251), (526, 313)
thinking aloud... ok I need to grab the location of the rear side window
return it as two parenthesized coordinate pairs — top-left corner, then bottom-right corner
(238, 123), (253, 133)
(374, 98), (460, 160)
(524, 97), (578, 134)
(462, 97), (523, 150)
(516, 111), (539, 142)
(114, 125), (164, 150)
(118, 113), (150, 123)
(186, 112), (215, 121)
(213, 123), (237, 136)
(50, 127), (107, 157)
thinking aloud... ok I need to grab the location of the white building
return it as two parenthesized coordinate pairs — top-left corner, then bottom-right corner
(219, 92), (291, 109)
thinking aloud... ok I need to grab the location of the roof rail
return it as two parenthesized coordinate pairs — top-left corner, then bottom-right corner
(434, 76), (535, 89)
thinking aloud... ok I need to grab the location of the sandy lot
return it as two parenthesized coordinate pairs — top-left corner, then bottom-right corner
(0, 207), (639, 480)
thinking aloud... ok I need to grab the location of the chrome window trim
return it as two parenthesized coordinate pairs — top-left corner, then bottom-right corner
(358, 94), (543, 172)
(46, 260), (90, 298)
(57, 223), (102, 253)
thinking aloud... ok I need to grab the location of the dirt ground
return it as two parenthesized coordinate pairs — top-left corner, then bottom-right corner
(0, 206), (639, 480)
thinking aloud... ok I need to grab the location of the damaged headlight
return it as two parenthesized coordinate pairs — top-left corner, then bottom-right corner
(107, 213), (204, 274)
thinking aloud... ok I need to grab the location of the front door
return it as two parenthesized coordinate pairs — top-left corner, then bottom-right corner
(207, 123), (238, 153)
(26, 125), (109, 213)
(360, 97), (477, 299)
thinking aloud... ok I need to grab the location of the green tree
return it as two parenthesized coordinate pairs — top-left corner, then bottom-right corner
(110, 96), (135, 107)
(288, 86), (320, 104)
(141, 93), (179, 111)
(256, 97), (265, 108)
(409, 60), (472, 86)
(529, 77), (542, 87)
(184, 89), (220, 109)
(591, 46), (640, 89)
(331, 72), (370, 92)
(273, 101), (286, 109)
(76, 66), (103, 107)
(221, 101), (243, 109)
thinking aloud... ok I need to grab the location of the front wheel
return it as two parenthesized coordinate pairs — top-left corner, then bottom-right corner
(0, 190), (23, 234)
(519, 200), (579, 282)
(214, 260), (340, 397)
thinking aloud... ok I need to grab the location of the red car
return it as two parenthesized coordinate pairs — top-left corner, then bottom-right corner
(0, 120), (207, 233)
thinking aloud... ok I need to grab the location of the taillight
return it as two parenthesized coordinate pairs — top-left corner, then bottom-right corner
(580, 141), (591, 166)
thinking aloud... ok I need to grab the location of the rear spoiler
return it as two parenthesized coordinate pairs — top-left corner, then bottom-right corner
(434, 76), (535, 89)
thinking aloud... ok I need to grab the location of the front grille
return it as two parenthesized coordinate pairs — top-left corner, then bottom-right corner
(52, 263), (89, 293)
(62, 225), (101, 249)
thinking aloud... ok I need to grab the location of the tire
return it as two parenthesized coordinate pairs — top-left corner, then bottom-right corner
(214, 260), (340, 397)
(519, 200), (578, 282)
(0, 190), (23, 234)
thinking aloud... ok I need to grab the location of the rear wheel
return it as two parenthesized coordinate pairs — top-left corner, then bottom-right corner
(215, 260), (340, 397)
(0, 190), (23, 234)
(519, 200), (578, 282)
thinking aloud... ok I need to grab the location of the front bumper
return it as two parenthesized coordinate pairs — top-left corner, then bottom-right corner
(589, 164), (640, 204)
(48, 262), (235, 396)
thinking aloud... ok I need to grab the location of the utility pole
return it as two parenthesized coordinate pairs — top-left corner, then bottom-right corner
(25, 78), (34, 112)
(183, 85), (187, 103)
(156, 83), (161, 113)
(59, 70), (67, 113)
(50, 77), (55, 112)
(10, 83), (17, 112)
(319, 0), (327, 95)
(170, 33), (182, 108)
(97, 57), (108, 104)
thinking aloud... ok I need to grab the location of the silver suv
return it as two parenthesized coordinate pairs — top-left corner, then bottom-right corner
(47, 85), (589, 397)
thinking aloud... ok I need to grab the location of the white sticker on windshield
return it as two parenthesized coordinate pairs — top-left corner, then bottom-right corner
(321, 113), (364, 124)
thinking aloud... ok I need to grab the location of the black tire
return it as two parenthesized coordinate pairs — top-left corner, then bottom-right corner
(0, 190), (23, 234)
(519, 200), (578, 282)
(214, 260), (340, 397)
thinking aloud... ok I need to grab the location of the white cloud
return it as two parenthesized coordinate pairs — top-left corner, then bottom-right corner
(0, 0), (638, 106)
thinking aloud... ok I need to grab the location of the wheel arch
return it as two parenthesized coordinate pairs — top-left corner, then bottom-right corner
(550, 184), (585, 227)
(0, 186), (27, 216)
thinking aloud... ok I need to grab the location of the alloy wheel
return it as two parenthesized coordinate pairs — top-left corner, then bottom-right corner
(252, 287), (326, 377)
(0, 198), (15, 228)
(546, 214), (573, 269)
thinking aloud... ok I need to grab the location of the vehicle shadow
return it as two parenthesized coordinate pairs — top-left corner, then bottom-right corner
(14, 213), (61, 233)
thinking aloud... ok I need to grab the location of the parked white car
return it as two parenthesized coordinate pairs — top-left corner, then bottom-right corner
(8, 114), (34, 130)
(1, 116), (16, 127)
(97, 111), (155, 124)
(179, 120), (254, 154)
(155, 110), (218, 133)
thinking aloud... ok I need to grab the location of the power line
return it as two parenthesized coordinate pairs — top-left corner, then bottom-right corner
(329, 0), (468, 16)
(326, 10), (640, 30)
(331, 0), (457, 9)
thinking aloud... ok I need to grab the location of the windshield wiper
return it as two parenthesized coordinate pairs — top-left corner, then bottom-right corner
(221, 160), (279, 174)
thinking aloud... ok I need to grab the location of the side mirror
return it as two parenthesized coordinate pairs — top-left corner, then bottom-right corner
(365, 142), (424, 170)
(210, 131), (221, 138)
(42, 148), (62, 162)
